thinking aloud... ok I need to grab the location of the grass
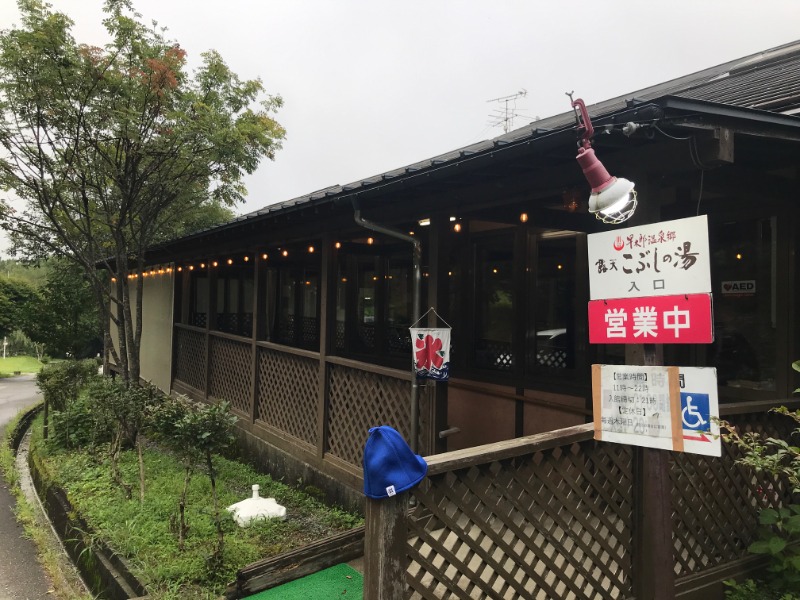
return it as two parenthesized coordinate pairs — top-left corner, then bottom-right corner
(0, 355), (43, 375)
(27, 416), (363, 599)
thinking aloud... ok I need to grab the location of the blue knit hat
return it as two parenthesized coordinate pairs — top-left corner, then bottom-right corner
(363, 426), (428, 499)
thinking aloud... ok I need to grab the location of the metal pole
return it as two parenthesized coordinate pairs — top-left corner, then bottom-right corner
(352, 200), (422, 452)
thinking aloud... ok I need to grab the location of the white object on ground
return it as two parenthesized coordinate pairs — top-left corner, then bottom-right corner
(226, 484), (287, 527)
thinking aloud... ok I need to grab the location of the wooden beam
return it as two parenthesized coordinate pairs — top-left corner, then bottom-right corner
(226, 526), (365, 599)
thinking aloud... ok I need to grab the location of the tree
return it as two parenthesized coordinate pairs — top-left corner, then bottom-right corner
(0, 0), (284, 383)
(0, 276), (36, 339)
(24, 260), (101, 358)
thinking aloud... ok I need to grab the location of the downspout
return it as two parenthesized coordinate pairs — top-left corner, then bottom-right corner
(351, 198), (422, 453)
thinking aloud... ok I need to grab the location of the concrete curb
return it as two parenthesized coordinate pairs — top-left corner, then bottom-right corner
(14, 406), (148, 599)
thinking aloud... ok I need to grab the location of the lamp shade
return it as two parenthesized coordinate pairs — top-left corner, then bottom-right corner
(576, 146), (637, 224)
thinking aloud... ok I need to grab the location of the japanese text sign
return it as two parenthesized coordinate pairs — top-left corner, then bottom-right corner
(410, 327), (451, 381)
(593, 365), (683, 452)
(588, 293), (713, 344)
(592, 365), (720, 456)
(587, 215), (711, 300)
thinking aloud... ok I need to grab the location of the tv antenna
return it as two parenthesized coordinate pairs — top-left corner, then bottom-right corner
(487, 89), (529, 133)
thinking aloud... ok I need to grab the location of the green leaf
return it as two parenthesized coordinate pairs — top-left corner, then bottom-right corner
(760, 509), (781, 525)
(785, 514), (800, 533)
(768, 536), (788, 554)
(749, 540), (773, 555)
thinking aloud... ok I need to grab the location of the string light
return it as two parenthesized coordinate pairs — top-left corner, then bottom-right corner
(262, 253), (268, 260)
(334, 242), (342, 249)
(453, 222), (462, 233)
(367, 237), (374, 245)
(308, 245), (315, 253)
(281, 249), (289, 257)
(227, 258), (233, 265)
(520, 213), (529, 223)
(243, 256), (249, 262)
(212, 261), (218, 267)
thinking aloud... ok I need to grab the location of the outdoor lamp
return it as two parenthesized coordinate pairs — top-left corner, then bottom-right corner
(570, 97), (637, 225)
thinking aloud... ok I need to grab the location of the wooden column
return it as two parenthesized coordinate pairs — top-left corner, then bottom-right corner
(316, 234), (334, 460)
(363, 494), (408, 600)
(249, 253), (260, 424)
(204, 264), (216, 400)
(631, 343), (674, 599)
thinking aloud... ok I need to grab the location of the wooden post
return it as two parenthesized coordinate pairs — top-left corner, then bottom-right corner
(632, 343), (675, 599)
(363, 493), (408, 600)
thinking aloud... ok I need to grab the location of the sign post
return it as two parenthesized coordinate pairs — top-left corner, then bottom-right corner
(587, 215), (718, 600)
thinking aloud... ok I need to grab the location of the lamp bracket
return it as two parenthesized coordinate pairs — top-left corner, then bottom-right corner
(570, 97), (594, 150)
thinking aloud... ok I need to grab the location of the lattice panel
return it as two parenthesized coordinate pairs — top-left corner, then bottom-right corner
(476, 339), (514, 371)
(671, 410), (798, 578)
(328, 364), (410, 467)
(208, 336), (252, 415)
(358, 324), (376, 349)
(276, 314), (295, 344)
(407, 441), (635, 600)
(216, 313), (254, 337)
(334, 322), (346, 350)
(298, 316), (319, 346)
(536, 349), (567, 369)
(255, 348), (319, 444)
(387, 326), (412, 354)
(174, 328), (206, 392)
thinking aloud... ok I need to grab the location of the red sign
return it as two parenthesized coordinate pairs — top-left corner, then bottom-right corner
(588, 293), (713, 344)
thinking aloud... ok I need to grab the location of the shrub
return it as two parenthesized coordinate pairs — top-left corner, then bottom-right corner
(721, 366), (800, 599)
(36, 359), (98, 412)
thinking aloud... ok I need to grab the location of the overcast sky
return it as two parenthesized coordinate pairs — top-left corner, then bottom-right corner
(1, 0), (799, 255)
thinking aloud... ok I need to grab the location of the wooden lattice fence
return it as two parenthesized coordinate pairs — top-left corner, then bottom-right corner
(365, 405), (799, 600)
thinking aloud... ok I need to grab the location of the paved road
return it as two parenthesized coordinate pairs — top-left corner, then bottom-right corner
(0, 375), (54, 599)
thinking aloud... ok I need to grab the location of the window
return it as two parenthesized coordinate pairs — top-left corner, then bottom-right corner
(215, 264), (254, 337)
(332, 232), (426, 364)
(189, 270), (208, 328)
(527, 232), (577, 372)
(707, 217), (777, 391)
(263, 249), (320, 350)
(474, 238), (514, 371)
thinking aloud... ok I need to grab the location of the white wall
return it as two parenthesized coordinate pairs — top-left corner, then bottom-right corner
(109, 268), (174, 393)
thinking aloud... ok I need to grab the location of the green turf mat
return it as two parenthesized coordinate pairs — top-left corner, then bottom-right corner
(243, 563), (362, 599)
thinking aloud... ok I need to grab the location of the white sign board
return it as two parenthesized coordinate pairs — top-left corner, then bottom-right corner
(678, 367), (721, 457)
(593, 364), (720, 456)
(587, 215), (712, 300)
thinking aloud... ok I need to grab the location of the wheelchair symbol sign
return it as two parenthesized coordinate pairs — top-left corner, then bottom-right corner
(681, 392), (710, 432)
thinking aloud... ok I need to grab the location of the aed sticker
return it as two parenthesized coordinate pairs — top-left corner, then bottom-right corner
(721, 280), (756, 296)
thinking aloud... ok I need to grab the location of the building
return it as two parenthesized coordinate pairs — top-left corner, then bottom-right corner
(122, 40), (800, 509)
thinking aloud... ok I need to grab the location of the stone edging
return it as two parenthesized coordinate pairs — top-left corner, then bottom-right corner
(16, 406), (148, 599)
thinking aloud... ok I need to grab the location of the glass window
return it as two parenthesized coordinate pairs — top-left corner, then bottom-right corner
(189, 271), (208, 328)
(214, 264), (254, 337)
(474, 238), (514, 371)
(707, 217), (776, 391)
(385, 256), (413, 355)
(266, 250), (320, 350)
(357, 258), (377, 351)
(528, 232), (577, 372)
